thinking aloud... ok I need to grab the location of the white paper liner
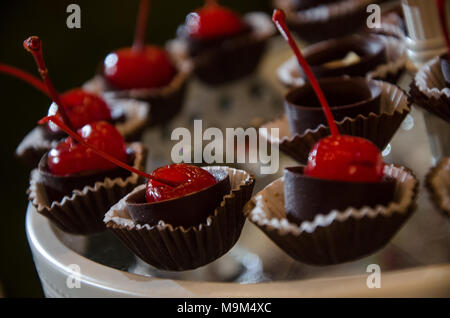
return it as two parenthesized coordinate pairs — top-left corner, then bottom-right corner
(16, 127), (60, 158)
(244, 164), (418, 264)
(260, 80), (410, 163)
(28, 142), (146, 234)
(414, 56), (450, 99)
(426, 157), (450, 216)
(277, 35), (407, 87)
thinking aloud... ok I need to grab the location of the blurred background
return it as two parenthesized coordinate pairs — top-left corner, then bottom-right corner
(0, 0), (272, 297)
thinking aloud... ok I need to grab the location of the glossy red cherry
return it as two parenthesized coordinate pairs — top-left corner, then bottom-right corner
(48, 121), (127, 176)
(103, 46), (176, 90)
(102, 0), (176, 90)
(146, 164), (218, 203)
(48, 89), (112, 132)
(186, 2), (246, 39)
(23, 36), (112, 131)
(40, 116), (189, 190)
(304, 135), (384, 182)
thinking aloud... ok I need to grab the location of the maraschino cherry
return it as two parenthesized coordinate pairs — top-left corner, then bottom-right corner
(22, 36), (112, 132)
(186, 0), (246, 40)
(40, 115), (218, 202)
(273, 9), (385, 183)
(103, 0), (176, 90)
(44, 120), (128, 176)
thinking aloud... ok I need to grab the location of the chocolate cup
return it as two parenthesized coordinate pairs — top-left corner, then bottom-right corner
(305, 35), (387, 78)
(284, 167), (396, 224)
(126, 169), (231, 228)
(425, 157), (450, 217)
(285, 77), (382, 134)
(38, 149), (135, 202)
(277, 0), (369, 43)
(101, 69), (189, 127)
(188, 26), (268, 86)
(440, 56), (450, 88)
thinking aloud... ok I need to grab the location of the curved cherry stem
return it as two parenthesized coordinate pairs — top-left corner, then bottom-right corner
(133, 0), (150, 51)
(23, 36), (73, 129)
(435, 0), (450, 56)
(272, 9), (339, 136)
(38, 115), (175, 188)
(0, 63), (49, 96)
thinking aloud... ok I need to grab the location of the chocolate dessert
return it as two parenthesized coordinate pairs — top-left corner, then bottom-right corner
(284, 77), (381, 134)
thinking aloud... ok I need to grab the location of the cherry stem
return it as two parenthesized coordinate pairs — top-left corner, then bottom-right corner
(205, 0), (218, 6)
(38, 115), (176, 188)
(435, 0), (450, 56)
(23, 36), (73, 130)
(0, 63), (49, 96)
(133, 0), (150, 51)
(272, 9), (339, 136)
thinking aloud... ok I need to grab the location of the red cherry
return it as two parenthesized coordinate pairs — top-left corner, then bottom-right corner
(47, 89), (112, 132)
(146, 164), (217, 203)
(103, 46), (176, 90)
(48, 121), (127, 176)
(304, 135), (384, 182)
(186, 3), (246, 39)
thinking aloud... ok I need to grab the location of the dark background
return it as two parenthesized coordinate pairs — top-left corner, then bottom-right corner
(0, 0), (271, 297)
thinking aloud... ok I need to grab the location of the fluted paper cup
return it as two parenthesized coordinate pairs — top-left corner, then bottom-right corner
(28, 143), (147, 235)
(244, 164), (419, 265)
(104, 166), (255, 271)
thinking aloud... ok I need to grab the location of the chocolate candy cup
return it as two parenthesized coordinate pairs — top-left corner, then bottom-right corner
(278, 35), (407, 88)
(104, 166), (255, 271)
(409, 55), (450, 123)
(16, 97), (149, 168)
(261, 80), (410, 164)
(274, 0), (372, 43)
(284, 166), (396, 223)
(170, 12), (275, 86)
(245, 164), (418, 265)
(28, 143), (147, 235)
(99, 68), (190, 127)
(191, 33), (267, 86)
(440, 56), (450, 88)
(126, 169), (231, 228)
(284, 77), (382, 135)
(426, 157), (450, 217)
(37, 150), (135, 203)
(305, 35), (387, 78)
